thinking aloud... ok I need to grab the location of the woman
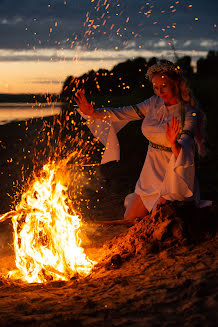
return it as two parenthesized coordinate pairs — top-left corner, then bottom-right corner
(75, 60), (207, 223)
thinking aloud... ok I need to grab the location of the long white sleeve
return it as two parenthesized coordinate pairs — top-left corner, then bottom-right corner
(77, 97), (153, 163)
(94, 98), (151, 121)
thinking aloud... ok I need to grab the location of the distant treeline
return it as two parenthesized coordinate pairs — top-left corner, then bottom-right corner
(1, 50), (217, 104)
(0, 93), (60, 104)
(60, 50), (218, 102)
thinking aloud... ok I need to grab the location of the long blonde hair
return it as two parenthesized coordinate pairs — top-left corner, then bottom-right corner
(147, 60), (207, 156)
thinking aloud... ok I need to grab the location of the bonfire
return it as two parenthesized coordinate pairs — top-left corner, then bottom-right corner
(0, 161), (95, 283)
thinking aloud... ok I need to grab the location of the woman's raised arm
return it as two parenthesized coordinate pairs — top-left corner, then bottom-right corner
(74, 90), (107, 120)
(75, 90), (152, 122)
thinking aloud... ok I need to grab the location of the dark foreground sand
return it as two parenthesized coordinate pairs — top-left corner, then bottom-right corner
(0, 114), (217, 327)
(0, 205), (217, 327)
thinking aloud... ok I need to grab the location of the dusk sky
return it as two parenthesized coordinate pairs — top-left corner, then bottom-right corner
(0, 0), (217, 94)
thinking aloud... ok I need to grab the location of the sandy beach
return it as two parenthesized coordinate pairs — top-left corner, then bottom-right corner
(0, 112), (217, 327)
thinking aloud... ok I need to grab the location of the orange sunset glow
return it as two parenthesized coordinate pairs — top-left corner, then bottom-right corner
(0, 48), (209, 94)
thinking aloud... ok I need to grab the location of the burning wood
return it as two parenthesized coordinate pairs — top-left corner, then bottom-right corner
(0, 161), (96, 283)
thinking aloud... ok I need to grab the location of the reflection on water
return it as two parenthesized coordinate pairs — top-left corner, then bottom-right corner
(0, 103), (61, 125)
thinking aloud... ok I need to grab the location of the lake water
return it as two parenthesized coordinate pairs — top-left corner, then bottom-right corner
(0, 103), (61, 125)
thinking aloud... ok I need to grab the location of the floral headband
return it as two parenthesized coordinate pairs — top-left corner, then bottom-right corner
(146, 60), (183, 81)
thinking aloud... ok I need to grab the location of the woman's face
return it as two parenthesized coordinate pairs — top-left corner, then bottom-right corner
(151, 73), (179, 106)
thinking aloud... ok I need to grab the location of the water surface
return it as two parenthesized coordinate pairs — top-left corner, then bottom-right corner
(0, 103), (61, 125)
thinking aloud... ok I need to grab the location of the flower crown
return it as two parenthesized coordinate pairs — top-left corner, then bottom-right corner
(146, 60), (183, 81)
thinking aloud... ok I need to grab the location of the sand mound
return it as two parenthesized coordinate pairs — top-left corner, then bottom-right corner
(98, 201), (217, 269)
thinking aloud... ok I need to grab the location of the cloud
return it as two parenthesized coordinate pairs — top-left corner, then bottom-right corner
(0, 17), (23, 24)
(0, 0), (217, 56)
(0, 47), (209, 65)
(183, 40), (192, 47)
(27, 79), (62, 85)
(153, 40), (168, 48)
(200, 40), (217, 47)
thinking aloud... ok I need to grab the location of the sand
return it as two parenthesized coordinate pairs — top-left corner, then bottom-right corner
(0, 200), (217, 327)
(0, 114), (217, 327)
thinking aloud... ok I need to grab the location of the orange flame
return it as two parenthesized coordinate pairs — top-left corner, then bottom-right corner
(6, 162), (95, 283)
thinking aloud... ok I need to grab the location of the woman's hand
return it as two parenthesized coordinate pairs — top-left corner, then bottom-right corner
(166, 117), (181, 145)
(74, 90), (94, 116)
(166, 117), (182, 158)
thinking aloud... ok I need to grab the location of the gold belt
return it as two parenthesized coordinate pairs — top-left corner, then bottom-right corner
(149, 130), (193, 152)
(149, 141), (172, 152)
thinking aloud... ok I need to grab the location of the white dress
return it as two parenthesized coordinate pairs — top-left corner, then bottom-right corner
(82, 95), (206, 212)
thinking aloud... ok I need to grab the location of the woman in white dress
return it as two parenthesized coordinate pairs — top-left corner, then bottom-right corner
(75, 60), (207, 223)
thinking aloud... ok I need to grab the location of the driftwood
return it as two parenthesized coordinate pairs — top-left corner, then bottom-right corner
(94, 218), (136, 226)
(0, 209), (32, 223)
(0, 211), (17, 223)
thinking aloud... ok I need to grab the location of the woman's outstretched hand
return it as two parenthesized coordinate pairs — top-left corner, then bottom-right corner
(74, 90), (94, 116)
(166, 117), (181, 145)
